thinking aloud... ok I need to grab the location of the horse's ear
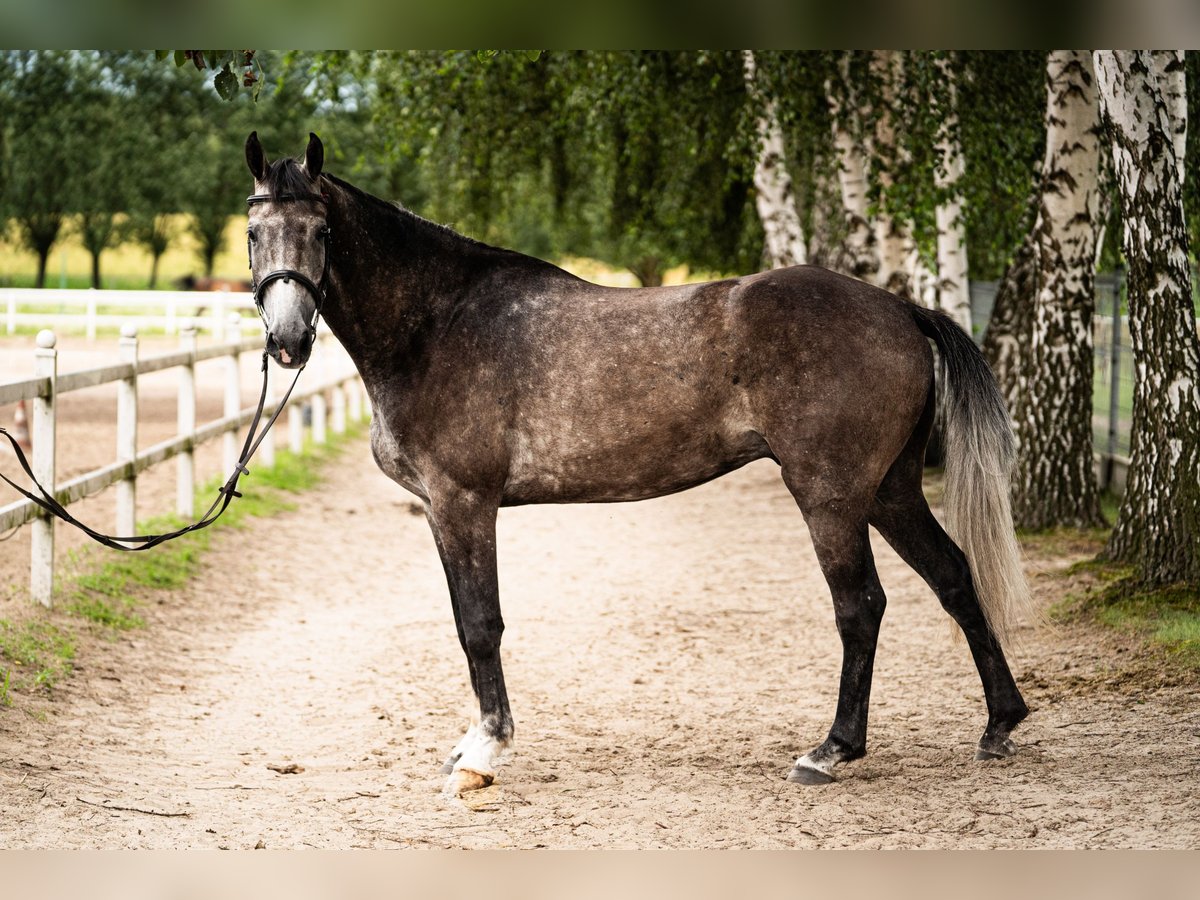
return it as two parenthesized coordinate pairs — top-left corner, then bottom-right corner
(303, 132), (324, 179)
(245, 131), (268, 182)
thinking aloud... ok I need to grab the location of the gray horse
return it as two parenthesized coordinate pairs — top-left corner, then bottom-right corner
(245, 132), (1034, 794)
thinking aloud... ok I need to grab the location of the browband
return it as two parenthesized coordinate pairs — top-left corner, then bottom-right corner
(247, 192), (328, 205)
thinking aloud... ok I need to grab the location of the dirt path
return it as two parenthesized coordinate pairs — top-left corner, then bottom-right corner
(1, 438), (1197, 848)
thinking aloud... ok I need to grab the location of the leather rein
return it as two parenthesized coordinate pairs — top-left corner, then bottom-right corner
(0, 191), (332, 552)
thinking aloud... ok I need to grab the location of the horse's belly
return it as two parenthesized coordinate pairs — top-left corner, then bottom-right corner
(500, 423), (769, 504)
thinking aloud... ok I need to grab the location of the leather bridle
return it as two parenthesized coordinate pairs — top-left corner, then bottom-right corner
(246, 190), (332, 343)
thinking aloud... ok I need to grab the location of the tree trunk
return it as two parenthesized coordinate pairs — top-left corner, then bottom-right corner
(1151, 50), (1187, 186)
(1012, 51), (1106, 530)
(868, 51), (938, 303)
(741, 51), (806, 269)
(1095, 50), (1200, 585)
(933, 54), (972, 333)
(149, 250), (162, 290)
(630, 256), (663, 287)
(35, 248), (49, 290)
(981, 196), (1039, 423)
(90, 250), (102, 290)
(825, 53), (879, 281)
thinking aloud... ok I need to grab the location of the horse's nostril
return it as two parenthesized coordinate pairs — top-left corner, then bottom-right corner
(265, 333), (280, 355)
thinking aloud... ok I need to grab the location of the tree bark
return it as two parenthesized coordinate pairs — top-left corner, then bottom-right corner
(868, 51), (938, 304)
(35, 248), (49, 290)
(630, 256), (663, 287)
(1094, 50), (1200, 585)
(1151, 50), (1187, 187)
(1012, 51), (1105, 530)
(90, 250), (101, 290)
(825, 53), (879, 281)
(981, 223), (1037, 423)
(933, 54), (972, 333)
(742, 51), (807, 269)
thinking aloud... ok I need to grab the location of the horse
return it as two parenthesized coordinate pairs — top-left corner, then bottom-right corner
(244, 132), (1034, 794)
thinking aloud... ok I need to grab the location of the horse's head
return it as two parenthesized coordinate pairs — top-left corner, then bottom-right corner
(245, 131), (330, 369)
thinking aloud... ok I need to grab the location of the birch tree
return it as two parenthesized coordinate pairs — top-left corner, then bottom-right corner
(825, 52), (879, 281)
(742, 50), (806, 269)
(1012, 51), (1106, 530)
(1094, 49), (1200, 585)
(933, 53), (972, 332)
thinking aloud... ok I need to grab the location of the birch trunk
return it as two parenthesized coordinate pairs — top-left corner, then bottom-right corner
(981, 224), (1037, 421)
(1151, 50), (1187, 187)
(1095, 49), (1200, 585)
(870, 51), (913, 296)
(742, 51), (806, 269)
(825, 53), (878, 281)
(1012, 51), (1105, 530)
(869, 51), (938, 304)
(933, 54), (972, 333)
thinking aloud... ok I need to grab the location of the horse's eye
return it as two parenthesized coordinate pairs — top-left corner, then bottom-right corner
(247, 229), (258, 244)
(317, 225), (330, 239)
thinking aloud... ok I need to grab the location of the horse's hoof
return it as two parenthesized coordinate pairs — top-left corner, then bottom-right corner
(975, 737), (1017, 761)
(443, 767), (494, 795)
(438, 762), (455, 775)
(787, 764), (834, 785)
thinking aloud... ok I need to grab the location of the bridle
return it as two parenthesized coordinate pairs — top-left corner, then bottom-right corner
(0, 189), (339, 553)
(246, 190), (332, 344)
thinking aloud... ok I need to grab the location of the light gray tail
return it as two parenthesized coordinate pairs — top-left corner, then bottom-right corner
(911, 305), (1034, 647)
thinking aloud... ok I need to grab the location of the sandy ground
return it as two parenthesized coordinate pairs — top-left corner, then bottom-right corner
(1, 434), (1198, 848)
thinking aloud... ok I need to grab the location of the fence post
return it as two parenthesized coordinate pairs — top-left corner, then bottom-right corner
(289, 400), (304, 454)
(1104, 267), (1123, 491)
(311, 338), (327, 444)
(86, 292), (97, 342)
(30, 330), (57, 606)
(177, 320), (197, 518)
(223, 313), (242, 475)
(332, 381), (347, 435)
(116, 324), (139, 536)
(166, 295), (177, 336)
(347, 378), (363, 424)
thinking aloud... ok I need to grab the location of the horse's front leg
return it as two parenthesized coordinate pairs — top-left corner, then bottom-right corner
(425, 485), (513, 795)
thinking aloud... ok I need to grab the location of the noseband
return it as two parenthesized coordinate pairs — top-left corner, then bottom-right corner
(246, 191), (332, 339)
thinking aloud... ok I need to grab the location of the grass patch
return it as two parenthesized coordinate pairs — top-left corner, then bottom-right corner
(0, 419), (365, 704)
(1054, 559), (1200, 670)
(0, 619), (76, 697)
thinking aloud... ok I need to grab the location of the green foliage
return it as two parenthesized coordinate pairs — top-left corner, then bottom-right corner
(0, 619), (75, 694)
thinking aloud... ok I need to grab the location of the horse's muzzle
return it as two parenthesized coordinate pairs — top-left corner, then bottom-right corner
(265, 330), (312, 369)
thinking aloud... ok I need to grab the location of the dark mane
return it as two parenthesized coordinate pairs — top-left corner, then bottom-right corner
(322, 172), (510, 256)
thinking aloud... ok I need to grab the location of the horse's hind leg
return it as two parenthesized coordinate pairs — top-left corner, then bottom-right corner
(784, 487), (888, 785)
(869, 459), (1028, 760)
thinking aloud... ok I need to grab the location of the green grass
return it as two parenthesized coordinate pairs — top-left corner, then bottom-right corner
(0, 419), (365, 703)
(1054, 558), (1200, 670)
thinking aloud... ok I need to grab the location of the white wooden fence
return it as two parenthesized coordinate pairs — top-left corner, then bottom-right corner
(2, 287), (257, 339)
(0, 314), (368, 606)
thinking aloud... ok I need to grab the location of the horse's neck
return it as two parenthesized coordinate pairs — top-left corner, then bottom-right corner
(320, 189), (471, 382)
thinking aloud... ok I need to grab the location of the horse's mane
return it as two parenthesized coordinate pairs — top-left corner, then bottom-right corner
(268, 158), (545, 262)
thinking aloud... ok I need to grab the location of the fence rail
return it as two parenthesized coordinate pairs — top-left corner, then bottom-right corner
(1, 314), (367, 606)
(2, 287), (257, 339)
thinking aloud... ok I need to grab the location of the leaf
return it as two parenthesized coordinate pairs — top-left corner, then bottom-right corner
(475, 50), (499, 64)
(524, 50), (543, 62)
(173, 50), (187, 67)
(155, 50), (170, 62)
(214, 65), (238, 101)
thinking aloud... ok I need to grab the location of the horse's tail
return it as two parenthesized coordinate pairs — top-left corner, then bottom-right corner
(910, 304), (1033, 648)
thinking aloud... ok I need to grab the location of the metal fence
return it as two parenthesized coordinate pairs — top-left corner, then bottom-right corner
(0, 314), (367, 606)
(968, 273), (1136, 493)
